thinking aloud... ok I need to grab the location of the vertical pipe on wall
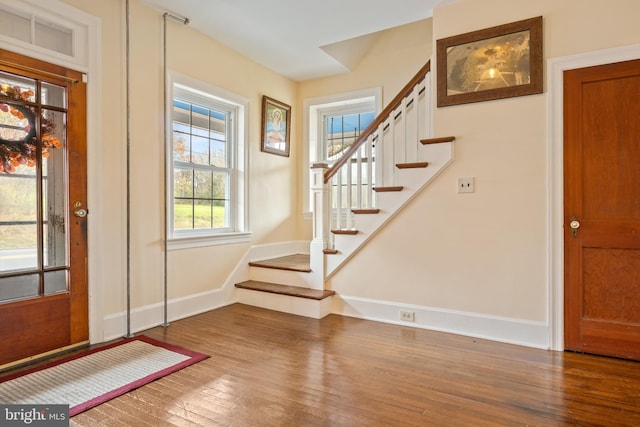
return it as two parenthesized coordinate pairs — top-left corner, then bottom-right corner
(162, 12), (189, 328)
(125, 0), (133, 338)
(161, 12), (169, 328)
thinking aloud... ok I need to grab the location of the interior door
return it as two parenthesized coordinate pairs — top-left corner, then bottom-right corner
(564, 59), (640, 360)
(0, 49), (88, 367)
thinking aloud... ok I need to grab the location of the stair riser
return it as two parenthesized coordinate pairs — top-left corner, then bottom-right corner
(248, 266), (313, 288)
(236, 288), (332, 319)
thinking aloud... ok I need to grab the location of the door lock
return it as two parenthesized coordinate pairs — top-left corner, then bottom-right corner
(73, 201), (88, 218)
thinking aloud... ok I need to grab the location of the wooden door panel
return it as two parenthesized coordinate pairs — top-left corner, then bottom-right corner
(564, 59), (640, 360)
(0, 296), (70, 365)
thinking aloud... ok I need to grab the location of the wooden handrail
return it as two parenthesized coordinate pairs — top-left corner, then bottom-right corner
(324, 60), (431, 183)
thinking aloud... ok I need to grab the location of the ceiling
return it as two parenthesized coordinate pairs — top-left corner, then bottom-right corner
(140, 0), (448, 82)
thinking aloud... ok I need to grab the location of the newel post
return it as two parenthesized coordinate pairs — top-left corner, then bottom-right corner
(309, 162), (329, 290)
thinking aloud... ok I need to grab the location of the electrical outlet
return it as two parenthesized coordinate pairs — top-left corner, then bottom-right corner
(400, 311), (415, 322)
(457, 177), (475, 193)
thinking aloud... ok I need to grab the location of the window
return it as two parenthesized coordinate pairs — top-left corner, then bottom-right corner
(168, 74), (249, 248)
(324, 110), (375, 161)
(303, 88), (381, 216)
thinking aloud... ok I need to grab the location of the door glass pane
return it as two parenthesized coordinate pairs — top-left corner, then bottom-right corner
(0, 171), (37, 272)
(41, 82), (66, 108)
(0, 273), (38, 302)
(44, 269), (67, 295)
(42, 109), (66, 268)
(0, 72), (36, 103)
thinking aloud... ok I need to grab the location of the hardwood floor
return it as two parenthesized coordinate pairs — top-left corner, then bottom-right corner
(65, 304), (640, 426)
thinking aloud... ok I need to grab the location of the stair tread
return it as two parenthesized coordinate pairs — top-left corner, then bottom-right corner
(235, 280), (335, 300)
(352, 208), (380, 214)
(396, 162), (429, 169)
(421, 136), (455, 144)
(248, 254), (311, 272)
(374, 186), (403, 192)
(331, 229), (358, 235)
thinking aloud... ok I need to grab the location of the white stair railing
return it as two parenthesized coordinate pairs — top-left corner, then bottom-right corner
(310, 60), (434, 283)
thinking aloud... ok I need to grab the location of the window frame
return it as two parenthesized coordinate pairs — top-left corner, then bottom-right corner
(167, 72), (250, 249)
(302, 88), (382, 218)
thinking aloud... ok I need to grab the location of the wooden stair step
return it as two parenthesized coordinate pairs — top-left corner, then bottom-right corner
(396, 162), (429, 169)
(235, 280), (335, 300)
(331, 229), (358, 235)
(351, 208), (380, 214)
(421, 136), (456, 145)
(323, 248), (339, 254)
(248, 254), (311, 272)
(374, 186), (403, 192)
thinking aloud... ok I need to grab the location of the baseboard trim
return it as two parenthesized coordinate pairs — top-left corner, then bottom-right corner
(102, 287), (235, 341)
(334, 295), (550, 349)
(102, 240), (311, 341)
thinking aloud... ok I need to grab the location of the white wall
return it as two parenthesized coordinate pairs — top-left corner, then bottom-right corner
(325, 0), (640, 348)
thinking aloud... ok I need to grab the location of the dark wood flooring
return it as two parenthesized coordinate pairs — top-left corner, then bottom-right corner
(59, 304), (640, 425)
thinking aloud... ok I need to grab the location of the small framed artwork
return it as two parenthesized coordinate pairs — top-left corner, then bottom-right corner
(261, 95), (291, 157)
(436, 16), (543, 107)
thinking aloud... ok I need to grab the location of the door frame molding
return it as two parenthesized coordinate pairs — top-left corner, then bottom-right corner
(0, 0), (104, 344)
(547, 43), (640, 351)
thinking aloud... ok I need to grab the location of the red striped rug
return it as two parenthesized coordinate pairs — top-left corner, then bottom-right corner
(0, 335), (209, 416)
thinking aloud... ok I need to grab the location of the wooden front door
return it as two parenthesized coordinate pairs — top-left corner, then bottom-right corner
(564, 59), (640, 360)
(0, 49), (88, 367)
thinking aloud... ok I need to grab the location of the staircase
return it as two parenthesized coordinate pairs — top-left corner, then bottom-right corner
(235, 254), (334, 318)
(235, 60), (455, 318)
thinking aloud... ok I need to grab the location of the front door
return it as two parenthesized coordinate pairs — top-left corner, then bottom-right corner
(0, 49), (88, 367)
(564, 59), (640, 360)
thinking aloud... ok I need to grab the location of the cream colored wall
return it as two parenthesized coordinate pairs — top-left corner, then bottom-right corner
(326, 0), (640, 322)
(296, 18), (434, 239)
(61, 0), (299, 319)
(51, 0), (640, 336)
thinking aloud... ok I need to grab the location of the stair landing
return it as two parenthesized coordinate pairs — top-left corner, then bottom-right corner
(248, 254), (311, 272)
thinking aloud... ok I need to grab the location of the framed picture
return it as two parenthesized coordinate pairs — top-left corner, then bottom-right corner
(261, 95), (291, 157)
(436, 16), (543, 107)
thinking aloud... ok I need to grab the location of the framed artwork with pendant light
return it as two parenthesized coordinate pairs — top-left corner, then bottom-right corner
(436, 16), (543, 107)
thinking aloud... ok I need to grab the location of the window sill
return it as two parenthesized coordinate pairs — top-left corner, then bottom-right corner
(168, 232), (252, 250)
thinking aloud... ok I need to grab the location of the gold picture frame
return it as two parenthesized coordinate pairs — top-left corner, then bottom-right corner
(437, 16), (543, 107)
(261, 95), (291, 157)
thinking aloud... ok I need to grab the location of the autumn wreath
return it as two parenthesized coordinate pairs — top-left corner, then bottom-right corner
(0, 84), (61, 174)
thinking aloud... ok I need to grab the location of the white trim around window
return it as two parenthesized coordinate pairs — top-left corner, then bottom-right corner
(302, 87), (382, 218)
(166, 71), (250, 250)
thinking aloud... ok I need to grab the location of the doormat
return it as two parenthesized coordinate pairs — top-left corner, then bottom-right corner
(0, 335), (209, 417)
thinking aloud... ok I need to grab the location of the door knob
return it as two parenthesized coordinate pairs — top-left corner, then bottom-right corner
(73, 201), (88, 218)
(569, 217), (580, 238)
